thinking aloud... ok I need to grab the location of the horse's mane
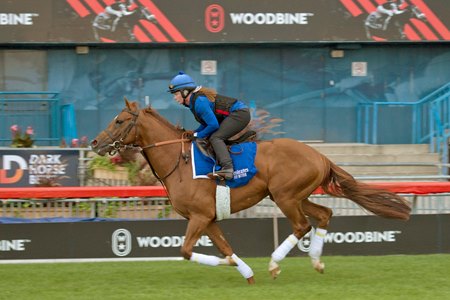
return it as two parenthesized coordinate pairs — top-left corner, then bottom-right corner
(143, 106), (182, 133)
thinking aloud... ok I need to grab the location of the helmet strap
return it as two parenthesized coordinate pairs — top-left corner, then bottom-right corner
(181, 89), (190, 98)
(181, 89), (191, 107)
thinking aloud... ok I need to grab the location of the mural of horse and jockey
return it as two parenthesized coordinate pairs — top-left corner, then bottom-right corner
(91, 0), (157, 42)
(364, 0), (426, 41)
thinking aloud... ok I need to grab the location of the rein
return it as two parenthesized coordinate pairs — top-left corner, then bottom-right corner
(142, 138), (190, 150)
(141, 135), (191, 181)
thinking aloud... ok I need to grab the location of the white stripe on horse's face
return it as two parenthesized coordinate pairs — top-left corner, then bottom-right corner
(114, 115), (118, 120)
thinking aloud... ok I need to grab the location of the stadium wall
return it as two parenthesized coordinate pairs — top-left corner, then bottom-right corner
(1, 1), (450, 144)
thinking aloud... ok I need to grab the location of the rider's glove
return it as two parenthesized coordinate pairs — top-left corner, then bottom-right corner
(184, 130), (196, 141)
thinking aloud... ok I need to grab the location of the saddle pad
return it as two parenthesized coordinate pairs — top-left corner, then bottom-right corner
(191, 141), (258, 188)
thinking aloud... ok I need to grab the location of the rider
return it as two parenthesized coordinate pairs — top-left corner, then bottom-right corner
(168, 71), (251, 180)
(93, 0), (135, 34)
(376, 0), (406, 30)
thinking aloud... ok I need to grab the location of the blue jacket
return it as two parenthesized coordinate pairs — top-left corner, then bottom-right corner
(189, 94), (247, 138)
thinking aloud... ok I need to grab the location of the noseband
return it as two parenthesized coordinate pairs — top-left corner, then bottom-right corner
(102, 108), (139, 155)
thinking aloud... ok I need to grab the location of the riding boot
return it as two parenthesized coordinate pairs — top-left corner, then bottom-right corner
(210, 139), (234, 180)
(216, 160), (234, 180)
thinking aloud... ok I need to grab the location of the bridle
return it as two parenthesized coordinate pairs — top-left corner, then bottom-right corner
(99, 108), (190, 181)
(102, 108), (140, 155)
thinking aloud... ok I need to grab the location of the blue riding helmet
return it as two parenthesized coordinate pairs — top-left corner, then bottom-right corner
(168, 71), (196, 93)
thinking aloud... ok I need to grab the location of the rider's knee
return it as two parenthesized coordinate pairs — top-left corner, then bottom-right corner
(210, 133), (227, 142)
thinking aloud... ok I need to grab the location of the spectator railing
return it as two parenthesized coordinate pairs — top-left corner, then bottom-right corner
(357, 82), (450, 176)
(0, 91), (61, 146)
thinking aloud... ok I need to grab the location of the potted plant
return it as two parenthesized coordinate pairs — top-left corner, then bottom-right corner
(10, 124), (35, 148)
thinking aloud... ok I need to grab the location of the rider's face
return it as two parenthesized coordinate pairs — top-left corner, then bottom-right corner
(173, 91), (189, 106)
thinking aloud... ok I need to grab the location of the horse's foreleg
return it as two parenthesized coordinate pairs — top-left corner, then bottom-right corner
(183, 217), (255, 284)
(204, 222), (255, 284)
(181, 216), (211, 261)
(302, 198), (333, 274)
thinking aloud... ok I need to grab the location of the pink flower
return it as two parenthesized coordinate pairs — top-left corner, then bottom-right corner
(80, 136), (89, 148)
(71, 138), (79, 147)
(10, 124), (19, 133)
(26, 126), (34, 136)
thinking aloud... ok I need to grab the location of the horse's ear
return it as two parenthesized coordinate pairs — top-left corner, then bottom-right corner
(124, 97), (131, 109)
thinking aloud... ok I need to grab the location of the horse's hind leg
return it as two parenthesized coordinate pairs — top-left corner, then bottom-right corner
(302, 198), (333, 274)
(269, 192), (312, 279)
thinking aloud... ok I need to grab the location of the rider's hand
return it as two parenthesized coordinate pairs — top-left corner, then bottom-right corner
(184, 130), (196, 141)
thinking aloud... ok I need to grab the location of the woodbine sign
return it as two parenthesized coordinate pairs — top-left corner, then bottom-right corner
(0, 215), (448, 261)
(1, 0), (449, 43)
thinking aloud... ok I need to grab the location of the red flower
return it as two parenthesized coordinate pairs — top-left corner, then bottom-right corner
(110, 155), (123, 164)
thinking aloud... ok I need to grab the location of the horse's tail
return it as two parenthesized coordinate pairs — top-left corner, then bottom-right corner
(320, 160), (411, 220)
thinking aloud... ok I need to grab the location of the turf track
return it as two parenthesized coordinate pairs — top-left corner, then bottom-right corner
(1, 255), (449, 300)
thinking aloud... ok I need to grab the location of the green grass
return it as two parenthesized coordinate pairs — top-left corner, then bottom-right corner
(0, 255), (449, 300)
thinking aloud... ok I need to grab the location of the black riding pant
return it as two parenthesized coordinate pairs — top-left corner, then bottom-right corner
(210, 108), (251, 166)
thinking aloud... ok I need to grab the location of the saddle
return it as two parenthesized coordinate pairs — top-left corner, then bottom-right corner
(196, 130), (257, 159)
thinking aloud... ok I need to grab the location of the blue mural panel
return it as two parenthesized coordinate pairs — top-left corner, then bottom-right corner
(1, 44), (448, 144)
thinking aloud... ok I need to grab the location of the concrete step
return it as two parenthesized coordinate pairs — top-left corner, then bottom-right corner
(308, 143), (430, 155)
(355, 176), (448, 182)
(326, 153), (440, 164)
(304, 142), (444, 181)
(339, 165), (439, 175)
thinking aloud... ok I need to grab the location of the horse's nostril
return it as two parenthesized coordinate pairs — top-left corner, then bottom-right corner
(90, 139), (98, 147)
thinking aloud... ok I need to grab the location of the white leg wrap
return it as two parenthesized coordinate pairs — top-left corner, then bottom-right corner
(218, 256), (233, 266)
(271, 234), (299, 263)
(190, 252), (220, 266)
(309, 228), (327, 260)
(231, 254), (254, 279)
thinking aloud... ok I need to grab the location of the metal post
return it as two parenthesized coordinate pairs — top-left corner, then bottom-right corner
(365, 105), (370, 144)
(372, 104), (378, 144)
(356, 105), (361, 143)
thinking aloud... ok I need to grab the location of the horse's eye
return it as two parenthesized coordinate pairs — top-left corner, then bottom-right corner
(116, 119), (124, 125)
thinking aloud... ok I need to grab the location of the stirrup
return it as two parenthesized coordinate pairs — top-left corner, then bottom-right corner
(207, 172), (225, 180)
(207, 169), (234, 181)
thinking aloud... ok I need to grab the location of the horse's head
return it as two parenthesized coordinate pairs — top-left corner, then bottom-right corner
(90, 97), (140, 156)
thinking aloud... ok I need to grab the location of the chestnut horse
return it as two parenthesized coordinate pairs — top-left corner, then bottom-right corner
(91, 99), (411, 284)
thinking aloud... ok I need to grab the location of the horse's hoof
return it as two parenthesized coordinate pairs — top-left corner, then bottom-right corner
(269, 267), (281, 279)
(269, 259), (281, 279)
(247, 276), (255, 284)
(312, 260), (325, 274)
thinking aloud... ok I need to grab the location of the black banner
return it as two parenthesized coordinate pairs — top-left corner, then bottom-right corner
(0, 215), (448, 260)
(0, 149), (79, 187)
(1, 0), (449, 44)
